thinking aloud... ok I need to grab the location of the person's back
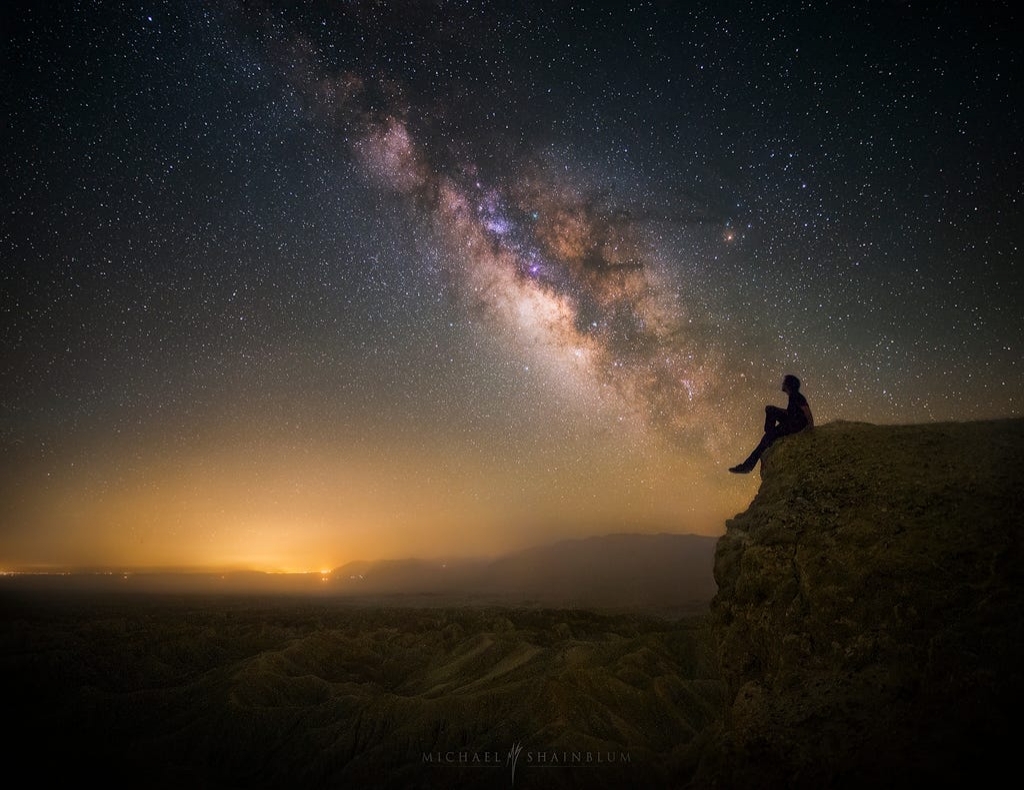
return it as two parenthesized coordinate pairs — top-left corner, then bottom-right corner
(786, 385), (811, 431)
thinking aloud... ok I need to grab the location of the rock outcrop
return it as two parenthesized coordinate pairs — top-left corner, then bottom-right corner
(702, 419), (1024, 788)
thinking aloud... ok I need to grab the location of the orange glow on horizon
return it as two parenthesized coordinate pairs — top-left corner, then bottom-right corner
(0, 417), (740, 572)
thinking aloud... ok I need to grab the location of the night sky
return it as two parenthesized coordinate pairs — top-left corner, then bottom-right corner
(3, 1), (1021, 572)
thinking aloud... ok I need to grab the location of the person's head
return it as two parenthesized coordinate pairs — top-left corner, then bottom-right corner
(782, 374), (800, 393)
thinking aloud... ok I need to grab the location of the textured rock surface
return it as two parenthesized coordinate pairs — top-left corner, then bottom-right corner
(701, 419), (1024, 788)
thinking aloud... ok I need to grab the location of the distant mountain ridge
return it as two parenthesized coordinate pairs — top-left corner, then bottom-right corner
(330, 532), (718, 610)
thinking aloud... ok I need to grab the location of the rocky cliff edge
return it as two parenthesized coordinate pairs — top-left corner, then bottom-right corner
(700, 418), (1024, 788)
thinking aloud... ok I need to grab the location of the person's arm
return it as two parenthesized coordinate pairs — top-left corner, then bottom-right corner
(801, 404), (814, 429)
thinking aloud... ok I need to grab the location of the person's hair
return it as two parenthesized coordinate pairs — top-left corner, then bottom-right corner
(783, 374), (801, 391)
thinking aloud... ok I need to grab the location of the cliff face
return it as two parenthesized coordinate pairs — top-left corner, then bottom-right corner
(704, 419), (1024, 788)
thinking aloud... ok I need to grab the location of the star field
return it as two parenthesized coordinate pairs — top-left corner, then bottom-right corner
(2, 0), (1021, 571)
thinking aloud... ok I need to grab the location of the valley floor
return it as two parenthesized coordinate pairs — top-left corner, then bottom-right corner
(2, 591), (724, 789)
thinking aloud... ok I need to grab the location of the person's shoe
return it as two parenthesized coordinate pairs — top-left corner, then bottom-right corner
(729, 464), (753, 474)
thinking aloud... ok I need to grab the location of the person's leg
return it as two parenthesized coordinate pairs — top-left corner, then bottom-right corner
(731, 405), (794, 473)
(731, 429), (777, 473)
(765, 405), (787, 432)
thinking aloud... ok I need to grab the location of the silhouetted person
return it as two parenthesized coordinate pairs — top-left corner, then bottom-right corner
(729, 374), (813, 473)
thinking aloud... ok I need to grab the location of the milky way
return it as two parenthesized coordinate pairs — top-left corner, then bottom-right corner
(275, 35), (744, 457)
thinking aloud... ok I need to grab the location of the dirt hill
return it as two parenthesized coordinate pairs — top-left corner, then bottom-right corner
(698, 418), (1024, 788)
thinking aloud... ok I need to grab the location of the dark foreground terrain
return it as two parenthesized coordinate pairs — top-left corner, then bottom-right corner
(5, 417), (1023, 789)
(1, 592), (722, 789)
